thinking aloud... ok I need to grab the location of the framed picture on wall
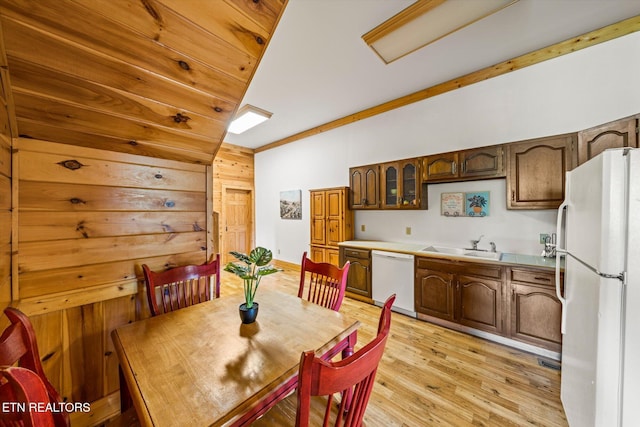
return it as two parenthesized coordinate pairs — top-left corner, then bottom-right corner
(465, 191), (490, 217)
(280, 190), (302, 219)
(441, 192), (465, 216)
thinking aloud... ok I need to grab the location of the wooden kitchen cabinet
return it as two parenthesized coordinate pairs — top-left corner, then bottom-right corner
(340, 246), (372, 302)
(423, 145), (505, 182)
(577, 115), (638, 165)
(309, 187), (353, 266)
(349, 164), (380, 209)
(459, 145), (505, 179)
(509, 267), (563, 352)
(506, 134), (576, 209)
(380, 158), (426, 209)
(423, 152), (458, 181)
(415, 257), (505, 335)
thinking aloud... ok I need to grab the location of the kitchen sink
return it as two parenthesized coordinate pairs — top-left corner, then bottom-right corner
(420, 245), (501, 260)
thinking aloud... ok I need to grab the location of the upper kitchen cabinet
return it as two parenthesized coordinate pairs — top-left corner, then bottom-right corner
(423, 145), (505, 182)
(459, 145), (505, 179)
(507, 134), (576, 209)
(423, 152), (458, 182)
(380, 158), (427, 209)
(577, 115), (638, 165)
(349, 164), (380, 209)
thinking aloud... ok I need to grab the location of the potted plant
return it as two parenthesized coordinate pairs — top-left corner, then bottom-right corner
(224, 247), (281, 324)
(467, 194), (487, 215)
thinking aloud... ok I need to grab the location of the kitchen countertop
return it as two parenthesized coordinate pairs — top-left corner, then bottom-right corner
(339, 240), (563, 270)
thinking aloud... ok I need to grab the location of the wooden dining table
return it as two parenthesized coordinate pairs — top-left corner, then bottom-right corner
(111, 288), (360, 427)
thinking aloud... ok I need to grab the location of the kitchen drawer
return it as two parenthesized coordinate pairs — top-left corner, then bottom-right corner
(342, 247), (370, 259)
(509, 268), (556, 287)
(416, 257), (502, 279)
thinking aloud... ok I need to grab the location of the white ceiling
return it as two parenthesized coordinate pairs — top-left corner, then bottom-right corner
(223, 0), (640, 150)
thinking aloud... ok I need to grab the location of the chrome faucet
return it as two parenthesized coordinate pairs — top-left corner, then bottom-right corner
(470, 234), (484, 250)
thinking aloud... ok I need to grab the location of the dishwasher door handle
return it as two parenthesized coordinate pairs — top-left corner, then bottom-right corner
(372, 250), (414, 261)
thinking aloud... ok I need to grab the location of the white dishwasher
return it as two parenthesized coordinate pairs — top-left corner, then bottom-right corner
(371, 250), (416, 317)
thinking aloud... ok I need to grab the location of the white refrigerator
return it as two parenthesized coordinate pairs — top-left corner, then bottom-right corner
(555, 148), (639, 426)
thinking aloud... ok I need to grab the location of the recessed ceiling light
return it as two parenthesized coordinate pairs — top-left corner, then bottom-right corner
(227, 104), (273, 134)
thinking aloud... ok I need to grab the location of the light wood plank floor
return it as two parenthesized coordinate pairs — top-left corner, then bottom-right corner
(223, 262), (568, 427)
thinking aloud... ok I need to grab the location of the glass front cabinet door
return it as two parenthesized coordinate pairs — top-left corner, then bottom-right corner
(380, 158), (424, 209)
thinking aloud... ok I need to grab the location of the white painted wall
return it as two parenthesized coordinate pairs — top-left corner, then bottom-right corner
(255, 32), (640, 263)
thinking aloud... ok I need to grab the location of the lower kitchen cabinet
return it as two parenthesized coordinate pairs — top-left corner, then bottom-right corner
(415, 257), (505, 335)
(339, 246), (372, 302)
(508, 267), (563, 352)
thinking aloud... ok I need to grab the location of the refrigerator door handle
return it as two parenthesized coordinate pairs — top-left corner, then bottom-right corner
(555, 200), (568, 334)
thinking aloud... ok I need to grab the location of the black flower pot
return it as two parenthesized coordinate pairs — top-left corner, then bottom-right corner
(239, 302), (259, 324)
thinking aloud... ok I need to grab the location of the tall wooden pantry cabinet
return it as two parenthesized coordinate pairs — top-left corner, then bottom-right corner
(310, 187), (354, 266)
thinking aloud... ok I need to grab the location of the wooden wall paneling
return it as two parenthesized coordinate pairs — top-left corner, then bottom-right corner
(102, 295), (136, 395)
(19, 150), (207, 190)
(28, 310), (65, 397)
(17, 137), (209, 171)
(18, 211), (208, 242)
(12, 139), (211, 424)
(19, 182), (206, 212)
(19, 232), (206, 273)
(66, 303), (104, 402)
(0, 17), (13, 311)
(19, 251), (206, 299)
(206, 165), (214, 260)
(15, 121), (213, 165)
(17, 282), (138, 318)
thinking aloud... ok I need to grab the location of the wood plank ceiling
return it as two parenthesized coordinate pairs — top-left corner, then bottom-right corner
(0, 0), (286, 164)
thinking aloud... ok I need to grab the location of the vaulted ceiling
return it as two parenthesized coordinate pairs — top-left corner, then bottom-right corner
(0, 0), (286, 164)
(1, 0), (639, 163)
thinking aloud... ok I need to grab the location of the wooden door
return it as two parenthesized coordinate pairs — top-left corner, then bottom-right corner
(310, 191), (326, 245)
(507, 134), (576, 209)
(511, 283), (562, 351)
(458, 275), (503, 334)
(415, 268), (455, 321)
(349, 165), (379, 209)
(223, 188), (252, 263)
(577, 116), (638, 165)
(325, 189), (343, 247)
(380, 162), (399, 208)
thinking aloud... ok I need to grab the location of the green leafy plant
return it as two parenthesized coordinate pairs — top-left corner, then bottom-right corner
(467, 195), (487, 208)
(224, 247), (281, 308)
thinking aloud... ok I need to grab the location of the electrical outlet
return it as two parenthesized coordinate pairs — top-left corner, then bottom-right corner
(361, 224), (366, 232)
(277, 249), (281, 254)
(539, 233), (549, 244)
(406, 227), (411, 235)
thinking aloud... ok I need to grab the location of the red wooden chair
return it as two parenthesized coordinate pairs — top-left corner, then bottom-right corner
(299, 252), (353, 361)
(142, 254), (221, 316)
(253, 294), (396, 427)
(0, 307), (70, 427)
(0, 366), (56, 427)
(298, 252), (350, 311)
